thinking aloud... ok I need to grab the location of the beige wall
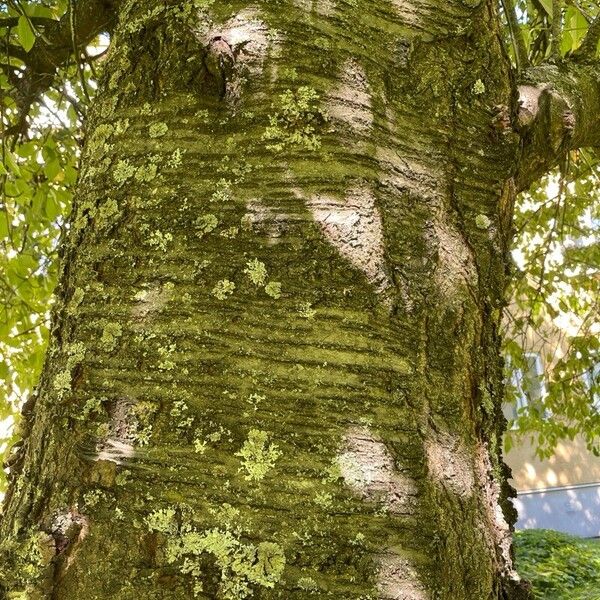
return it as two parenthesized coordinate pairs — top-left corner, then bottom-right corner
(506, 435), (600, 491)
(503, 300), (600, 492)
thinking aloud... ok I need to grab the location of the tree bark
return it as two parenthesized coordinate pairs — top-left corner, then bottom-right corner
(1, 0), (579, 598)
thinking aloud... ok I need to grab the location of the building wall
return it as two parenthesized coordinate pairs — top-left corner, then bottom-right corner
(506, 436), (600, 537)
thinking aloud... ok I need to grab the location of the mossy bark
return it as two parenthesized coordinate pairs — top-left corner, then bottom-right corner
(1, 1), (534, 598)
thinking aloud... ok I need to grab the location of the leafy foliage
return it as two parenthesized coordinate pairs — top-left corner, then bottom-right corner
(504, 160), (600, 458)
(0, 0), (100, 490)
(499, 0), (600, 457)
(514, 529), (600, 599)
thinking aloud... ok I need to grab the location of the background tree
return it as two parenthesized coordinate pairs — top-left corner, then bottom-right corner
(0, 0), (598, 599)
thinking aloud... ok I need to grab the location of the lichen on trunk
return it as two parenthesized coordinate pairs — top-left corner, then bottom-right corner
(0, 1), (533, 598)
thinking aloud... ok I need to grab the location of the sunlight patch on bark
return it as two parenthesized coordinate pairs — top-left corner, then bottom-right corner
(291, 0), (336, 15)
(131, 282), (173, 322)
(476, 443), (517, 577)
(375, 147), (442, 199)
(52, 509), (89, 571)
(307, 186), (391, 292)
(431, 218), (478, 302)
(337, 427), (417, 514)
(434, 219), (477, 299)
(425, 432), (474, 497)
(390, 0), (423, 27)
(198, 8), (272, 99)
(517, 85), (542, 127)
(95, 439), (136, 464)
(243, 199), (293, 244)
(327, 59), (373, 133)
(377, 553), (429, 600)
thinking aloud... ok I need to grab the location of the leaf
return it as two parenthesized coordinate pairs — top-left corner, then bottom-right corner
(4, 152), (21, 176)
(44, 159), (62, 182)
(44, 191), (61, 220)
(17, 16), (36, 53)
(537, 0), (553, 17)
(27, 5), (56, 19)
(0, 212), (8, 240)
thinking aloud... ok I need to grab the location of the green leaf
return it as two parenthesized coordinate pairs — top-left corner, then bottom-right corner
(4, 152), (21, 176)
(537, 0), (553, 17)
(27, 5), (56, 19)
(0, 212), (8, 239)
(44, 191), (61, 220)
(17, 16), (36, 53)
(44, 159), (62, 182)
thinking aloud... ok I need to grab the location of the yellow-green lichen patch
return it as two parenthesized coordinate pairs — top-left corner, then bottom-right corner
(167, 148), (184, 168)
(472, 79), (486, 95)
(166, 527), (286, 599)
(113, 159), (136, 184)
(147, 230), (173, 252)
(53, 342), (87, 398)
(297, 576), (319, 592)
(66, 287), (85, 315)
(265, 281), (282, 299)
(75, 396), (104, 421)
(193, 437), (207, 454)
(158, 344), (177, 371)
(475, 214), (491, 230)
(220, 226), (239, 239)
(170, 399), (194, 431)
(96, 199), (121, 229)
(0, 530), (54, 590)
(114, 118), (130, 135)
(146, 507), (177, 534)
(131, 401), (158, 445)
(140, 102), (154, 116)
(236, 429), (281, 482)
(101, 322), (123, 352)
(297, 302), (316, 319)
(53, 370), (72, 397)
(195, 214), (219, 238)
(244, 259), (267, 286)
(211, 179), (232, 203)
(82, 488), (106, 508)
(263, 86), (326, 152)
(212, 279), (236, 300)
(149, 122), (169, 138)
(134, 162), (158, 182)
(68, 341), (86, 363)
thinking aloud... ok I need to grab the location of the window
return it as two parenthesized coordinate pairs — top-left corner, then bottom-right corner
(503, 352), (547, 422)
(583, 361), (600, 411)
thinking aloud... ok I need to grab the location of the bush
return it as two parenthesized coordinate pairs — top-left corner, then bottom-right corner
(514, 529), (600, 599)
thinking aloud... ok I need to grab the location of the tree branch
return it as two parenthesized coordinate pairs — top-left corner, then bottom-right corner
(501, 0), (531, 71)
(1, 0), (119, 138)
(573, 14), (600, 61)
(0, 16), (56, 28)
(551, 0), (562, 59)
(515, 60), (600, 191)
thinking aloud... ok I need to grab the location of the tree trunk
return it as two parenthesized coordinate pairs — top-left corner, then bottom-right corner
(0, 1), (534, 598)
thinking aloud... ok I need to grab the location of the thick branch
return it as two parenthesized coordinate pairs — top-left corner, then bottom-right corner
(1, 0), (118, 136)
(515, 60), (600, 191)
(573, 14), (600, 61)
(501, 0), (531, 70)
(551, 0), (562, 59)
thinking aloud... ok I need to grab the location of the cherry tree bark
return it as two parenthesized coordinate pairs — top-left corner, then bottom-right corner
(0, 0), (598, 598)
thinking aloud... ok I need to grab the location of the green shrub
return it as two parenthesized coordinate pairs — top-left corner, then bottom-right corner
(514, 529), (600, 599)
